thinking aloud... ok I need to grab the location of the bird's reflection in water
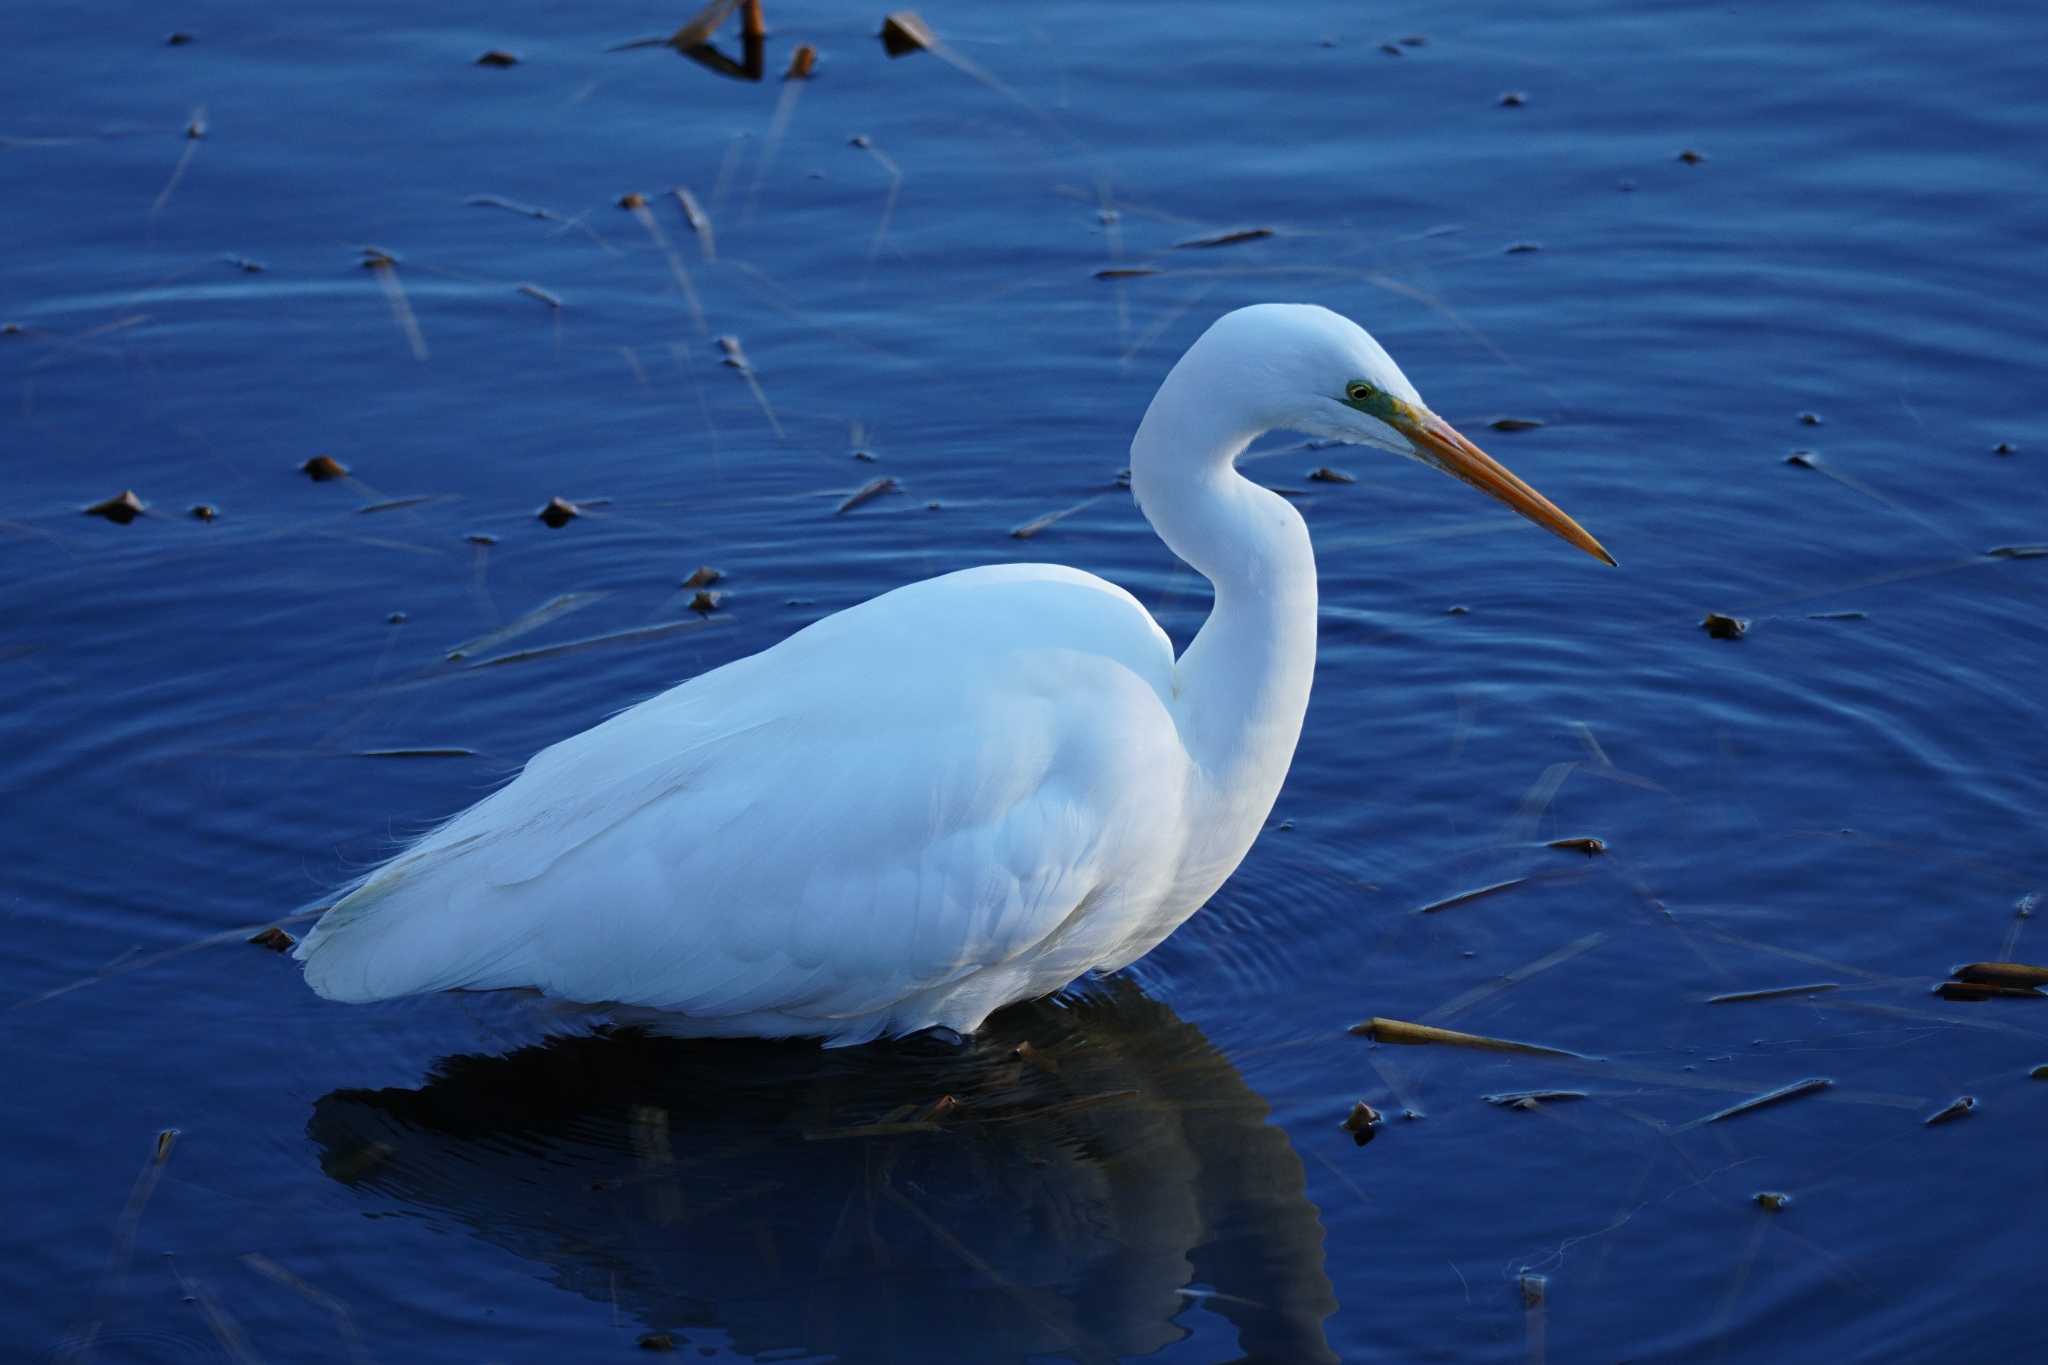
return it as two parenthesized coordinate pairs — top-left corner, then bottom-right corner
(310, 980), (1337, 1363)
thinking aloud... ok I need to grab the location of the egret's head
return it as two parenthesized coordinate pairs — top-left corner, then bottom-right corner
(1172, 303), (1615, 566)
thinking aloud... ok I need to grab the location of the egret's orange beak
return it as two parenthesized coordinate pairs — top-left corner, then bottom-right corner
(1397, 408), (1616, 566)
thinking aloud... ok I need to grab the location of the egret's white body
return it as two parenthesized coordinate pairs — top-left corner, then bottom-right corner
(298, 305), (1609, 1043)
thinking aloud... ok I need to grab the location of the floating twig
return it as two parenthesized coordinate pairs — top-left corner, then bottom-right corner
(1699, 1076), (1832, 1125)
(1011, 495), (1102, 540)
(837, 476), (899, 514)
(715, 334), (785, 440)
(1349, 1016), (1590, 1059)
(671, 187), (716, 260)
(1415, 876), (1527, 915)
(360, 248), (428, 361)
(1924, 1096), (1975, 1126)
(1708, 982), (1840, 1004)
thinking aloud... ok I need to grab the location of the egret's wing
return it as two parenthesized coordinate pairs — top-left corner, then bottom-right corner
(296, 566), (1184, 1037)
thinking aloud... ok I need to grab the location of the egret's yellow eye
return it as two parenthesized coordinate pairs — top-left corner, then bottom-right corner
(1346, 381), (1376, 402)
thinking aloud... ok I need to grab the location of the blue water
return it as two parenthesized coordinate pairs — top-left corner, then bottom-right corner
(4, 0), (2045, 1360)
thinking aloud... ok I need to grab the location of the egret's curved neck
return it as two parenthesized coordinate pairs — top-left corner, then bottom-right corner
(1130, 386), (1318, 811)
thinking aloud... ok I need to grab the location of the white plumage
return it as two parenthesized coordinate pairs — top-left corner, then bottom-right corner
(297, 304), (1611, 1043)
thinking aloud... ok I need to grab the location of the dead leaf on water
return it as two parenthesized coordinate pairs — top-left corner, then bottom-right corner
(538, 496), (580, 528)
(84, 490), (146, 524)
(189, 503), (218, 521)
(1954, 962), (2048, 988)
(689, 590), (722, 613)
(1545, 835), (1606, 855)
(1754, 1191), (1793, 1211)
(837, 477), (898, 514)
(879, 10), (934, 56)
(302, 454), (350, 481)
(1798, 411), (1824, 425)
(618, 191), (648, 209)
(1349, 1016), (1590, 1059)
(1785, 449), (1821, 468)
(247, 926), (296, 952)
(682, 565), (722, 587)
(785, 43), (817, 78)
(1701, 612), (1748, 640)
(1340, 1100), (1381, 1146)
(638, 1331), (677, 1351)
(1174, 227), (1275, 249)
(475, 49), (520, 67)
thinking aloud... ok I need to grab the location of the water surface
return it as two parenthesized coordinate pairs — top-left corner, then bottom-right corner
(4, 1), (2045, 1360)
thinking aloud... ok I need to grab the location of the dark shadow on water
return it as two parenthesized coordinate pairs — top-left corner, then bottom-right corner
(308, 979), (1338, 1364)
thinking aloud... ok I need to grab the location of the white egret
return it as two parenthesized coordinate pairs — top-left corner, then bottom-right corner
(297, 304), (1611, 1043)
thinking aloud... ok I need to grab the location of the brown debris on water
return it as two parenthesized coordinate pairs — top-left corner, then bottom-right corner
(682, 565), (722, 588)
(689, 590), (722, 614)
(2030, 1065), (2048, 1079)
(1489, 416), (1545, 432)
(1174, 227), (1275, 249)
(1094, 266), (1158, 279)
(302, 454), (350, 481)
(1797, 411), (1823, 425)
(537, 496), (580, 528)
(1986, 545), (2048, 559)
(84, 490), (146, 524)
(785, 43), (818, 79)
(1499, 90), (1527, 107)
(879, 10), (935, 56)
(638, 1332), (677, 1351)
(672, 187), (715, 260)
(1785, 449), (1820, 468)
(1350, 1016), (1589, 1059)
(475, 49), (520, 67)
(166, 31), (194, 44)
(1379, 42), (1403, 56)
(1936, 979), (2043, 1001)
(1011, 496), (1102, 540)
(1754, 1191), (1793, 1211)
(1545, 835), (1607, 855)
(1415, 876), (1527, 915)
(1340, 1100), (1382, 1146)
(1700, 1076), (1832, 1125)
(1307, 467), (1356, 484)
(248, 926), (296, 952)
(1954, 962), (2048, 988)
(837, 477), (899, 514)
(1993, 441), (2015, 455)
(1504, 241), (1541, 254)
(1678, 148), (1706, 164)
(1709, 982), (1839, 1004)
(1483, 1089), (1587, 1109)
(188, 503), (218, 521)
(1924, 1095), (1975, 1126)
(1701, 612), (1748, 640)
(714, 335), (786, 439)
